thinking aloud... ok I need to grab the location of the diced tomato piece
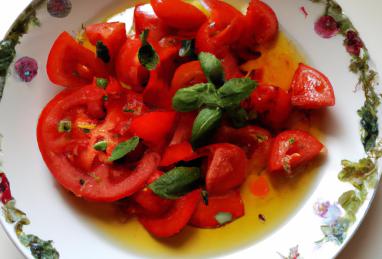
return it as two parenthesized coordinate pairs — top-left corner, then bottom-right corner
(46, 32), (109, 88)
(169, 112), (197, 145)
(250, 84), (292, 129)
(290, 63), (335, 109)
(85, 22), (127, 58)
(138, 189), (201, 237)
(221, 53), (244, 80)
(268, 130), (324, 175)
(150, 0), (207, 30)
(115, 38), (150, 92)
(160, 142), (198, 166)
(250, 175), (270, 197)
(190, 190), (244, 228)
(170, 61), (207, 97)
(129, 111), (176, 146)
(199, 144), (247, 195)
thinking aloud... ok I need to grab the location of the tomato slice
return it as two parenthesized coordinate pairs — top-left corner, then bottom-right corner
(268, 130), (324, 174)
(190, 190), (244, 228)
(250, 84), (291, 129)
(199, 144), (247, 195)
(46, 32), (109, 88)
(150, 0), (207, 30)
(160, 142), (197, 166)
(37, 83), (160, 202)
(85, 22), (127, 58)
(115, 38), (150, 92)
(169, 112), (197, 145)
(170, 61), (207, 97)
(138, 189), (201, 237)
(290, 63), (335, 109)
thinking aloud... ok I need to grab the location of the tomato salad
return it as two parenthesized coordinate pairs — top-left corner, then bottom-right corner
(37, 0), (335, 238)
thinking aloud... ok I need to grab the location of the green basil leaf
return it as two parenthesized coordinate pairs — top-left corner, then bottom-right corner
(215, 212), (233, 225)
(58, 120), (71, 133)
(191, 107), (222, 144)
(93, 140), (107, 152)
(218, 78), (257, 108)
(95, 78), (109, 89)
(179, 39), (196, 58)
(172, 83), (218, 112)
(198, 52), (225, 87)
(226, 107), (249, 128)
(148, 167), (201, 199)
(96, 41), (110, 63)
(138, 29), (159, 70)
(108, 136), (140, 162)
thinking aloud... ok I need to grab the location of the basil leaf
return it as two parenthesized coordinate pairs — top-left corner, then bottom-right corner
(172, 83), (219, 112)
(226, 107), (249, 128)
(96, 41), (110, 63)
(191, 107), (222, 144)
(58, 120), (71, 133)
(199, 52), (225, 87)
(108, 136), (140, 162)
(93, 140), (107, 152)
(96, 78), (108, 89)
(138, 29), (159, 70)
(215, 212), (233, 225)
(148, 167), (201, 199)
(218, 78), (257, 108)
(179, 39), (196, 58)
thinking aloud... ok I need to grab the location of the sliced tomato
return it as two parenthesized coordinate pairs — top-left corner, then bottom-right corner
(46, 32), (109, 88)
(138, 189), (201, 237)
(250, 84), (291, 129)
(250, 175), (270, 197)
(150, 0), (207, 30)
(169, 112), (197, 145)
(37, 83), (160, 202)
(190, 190), (244, 228)
(85, 22), (127, 58)
(268, 130), (324, 175)
(199, 144), (247, 195)
(290, 63), (335, 109)
(221, 53), (244, 80)
(115, 38), (150, 92)
(160, 142), (198, 166)
(170, 61), (207, 97)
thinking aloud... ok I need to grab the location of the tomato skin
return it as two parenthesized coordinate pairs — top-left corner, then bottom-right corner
(221, 53), (244, 80)
(138, 189), (201, 238)
(190, 190), (244, 228)
(160, 142), (197, 166)
(290, 63), (335, 109)
(46, 32), (109, 88)
(268, 130), (324, 174)
(169, 112), (197, 145)
(199, 144), (247, 195)
(85, 22), (127, 58)
(170, 61), (207, 97)
(150, 0), (207, 30)
(250, 84), (292, 129)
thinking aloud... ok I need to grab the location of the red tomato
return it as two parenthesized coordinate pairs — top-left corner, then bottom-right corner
(190, 190), (244, 228)
(133, 171), (174, 215)
(134, 3), (172, 41)
(46, 32), (109, 88)
(250, 84), (292, 129)
(170, 61), (207, 97)
(241, 0), (278, 46)
(150, 0), (207, 30)
(221, 53), (244, 80)
(37, 83), (160, 202)
(115, 38), (150, 92)
(290, 63), (335, 109)
(138, 189), (201, 237)
(160, 142), (198, 166)
(129, 111), (176, 147)
(268, 130), (324, 175)
(250, 175), (270, 197)
(169, 112), (197, 145)
(85, 22), (127, 58)
(199, 144), (247, 195)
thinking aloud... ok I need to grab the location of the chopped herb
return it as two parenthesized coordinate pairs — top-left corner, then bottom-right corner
(82, 128), (91, 134)
(123, 108), (135, 113)
(201, 190), (209, 205)
(96, 41), (110, 63)
(96, 78), (109, 89)
(79, 179), (85, 186)
(215, 212), (233, 225)
(103, 95), (109, 101)
(58, 120), (71, 133)
(138, 29), (159, 70)
(258, 214), (266, 222)
(108, 136), (140, 162)
(289, 138), (295, 144)
(93, 141), (107, 152)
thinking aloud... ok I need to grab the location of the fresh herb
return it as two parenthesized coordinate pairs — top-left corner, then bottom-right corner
(289, 138), (295, 144)
(96, 78), (109, 89)
(226, 107), (249, 128)
(103, 95), (109, 101)
(58, 120), (71, 133)
(201, 190), (209, 205)
(179, 39), (196, 58)
(93, 141), (108, 152)
(96, 41), (110, 63)
(123, 108), (135, 113)
(217, 78), (257, 108)
(108, 136), (140, 162)
(148, 167), (201, 199)
(215, 212), (233, 225)
(198, 52), (225, 87)
(191, 107), (222, 145)
(138, 29), (159, 70)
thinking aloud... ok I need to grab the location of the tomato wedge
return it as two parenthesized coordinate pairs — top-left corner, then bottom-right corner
(160, 142), (197, 166)
(290, 63), (335, 109)
(190, 190), (244, 228)
(268, 130), (324, 174)
(170, 61), (207, 97)
(46, 32), (109, 88)
(199, 144), (247, 195)
(150, 0), (207, 30)
(138, 189), (201, 237)
(169, 112), (197, 145)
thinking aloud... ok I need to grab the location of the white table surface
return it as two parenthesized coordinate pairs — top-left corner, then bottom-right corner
(0, 1), (381, 258)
